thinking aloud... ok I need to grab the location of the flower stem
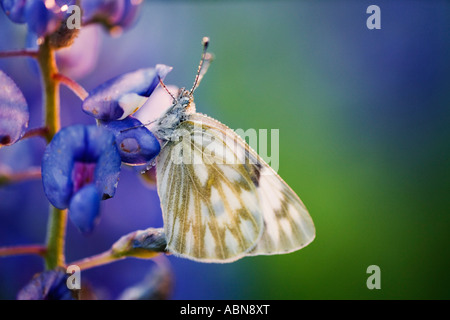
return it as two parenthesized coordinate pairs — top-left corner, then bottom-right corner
(37, 37), (67, 270)
(21, 127), (49, 140)
(37, 38), (60, 142)
(70, 250), (119, 271)
(0, 49), (38, 59)
(53, 73), (88, 100)
(0, 166), (41, 186)
(68, 228), (167, 270)
(44, 207), (67, 270)
(0, 245), (46, 257)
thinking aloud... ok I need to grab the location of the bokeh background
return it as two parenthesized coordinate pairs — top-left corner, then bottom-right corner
(1, 0), (449, 299)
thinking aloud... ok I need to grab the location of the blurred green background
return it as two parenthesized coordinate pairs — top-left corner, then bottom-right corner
(145, 0), (449, 299)
(1, 0), (449, 299)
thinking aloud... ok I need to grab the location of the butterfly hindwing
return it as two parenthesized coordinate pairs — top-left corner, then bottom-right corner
(247, 165), (315, 255)
(188, 113), (315, 256)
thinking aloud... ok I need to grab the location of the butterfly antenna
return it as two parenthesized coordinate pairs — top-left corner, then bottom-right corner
(190, 37), (211, 94)
(158, 76), (177, 102)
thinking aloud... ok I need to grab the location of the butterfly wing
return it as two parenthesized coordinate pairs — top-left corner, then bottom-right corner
(157, 113), (315, 262)
(156, 114), (264, 263)
(186, 113), (315, 257)
(247, 164), (315, 256)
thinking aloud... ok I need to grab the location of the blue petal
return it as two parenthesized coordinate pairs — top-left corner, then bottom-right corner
(0, 70), (29, 148)
(55, 0), (76, 7)
(42, 125), (86, 209)
(17, 268), (74, 300)
(101, 116), (161, 166)
(24, 0), (60, 37)
(69, 184), (101, 234)
(1, 0), (27, 23)
(42, 125), (121, 209)
(85, 125), (122, 199)
(80, 0), (143, 30)
(82, 65), (172, 121)
(115, 0), (142, 29)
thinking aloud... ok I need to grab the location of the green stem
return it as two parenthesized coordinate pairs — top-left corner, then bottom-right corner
(45, 207), (67, 269)
(68, 228), (167, 271)
(37, 38), (60, 142)
(37, 37), (67, 270)
(70, 250), (119, 271)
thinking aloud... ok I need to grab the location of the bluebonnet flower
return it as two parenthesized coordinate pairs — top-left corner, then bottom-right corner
(17, 268), (74, 300)
(82, 64), (172, 121)
(41, 125), (121, 233)
(100, 116), (160, 166)
(0, 70), (29, 148)
(81, 0), (143, 31)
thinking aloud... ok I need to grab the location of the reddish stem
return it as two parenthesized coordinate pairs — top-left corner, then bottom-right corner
(53, 73), (88, 101)
(0, 49), (38, 59)
(21, 127), (49, 140)
(0, 245), (46, 257)
(0, 166), (42, 185)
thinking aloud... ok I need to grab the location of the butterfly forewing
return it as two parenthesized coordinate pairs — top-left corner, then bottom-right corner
(156, 114), (264, 263)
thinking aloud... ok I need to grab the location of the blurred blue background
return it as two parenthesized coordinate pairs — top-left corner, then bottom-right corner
(1, 0), (449, 299)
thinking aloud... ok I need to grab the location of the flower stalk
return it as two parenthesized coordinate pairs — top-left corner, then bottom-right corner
(0, 245), (46, 257)
(0, 166), (41, 186)
(53, 73), (88, 101)
(37, 37), (67, 270)
(44, 207), (67, 270)
(70, 228), (167, 271)
(37, 38), (60, 142)
(0, 49), (38, 59)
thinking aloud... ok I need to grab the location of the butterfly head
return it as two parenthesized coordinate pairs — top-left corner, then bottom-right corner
(152, 38), (211, 141)
(177, 88), (195, 114)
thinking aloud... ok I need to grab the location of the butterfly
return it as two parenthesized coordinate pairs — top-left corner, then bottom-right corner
(147, 37), (315, 263)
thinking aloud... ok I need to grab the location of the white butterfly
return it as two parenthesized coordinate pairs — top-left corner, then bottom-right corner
(144, 38), (315, 263)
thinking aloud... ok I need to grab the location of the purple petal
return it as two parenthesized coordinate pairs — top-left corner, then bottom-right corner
(1, 0), (27, 23)
(41, 125), (121, 209)
(25, 0), (60, 37)
(69, 184), (101, 234)
(100, 116), (161, 166)
(80, 0), (143, 30)
(82, 65), (172, 121)
(0, 70), (29, 148)
(17, 268), (74, 300)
